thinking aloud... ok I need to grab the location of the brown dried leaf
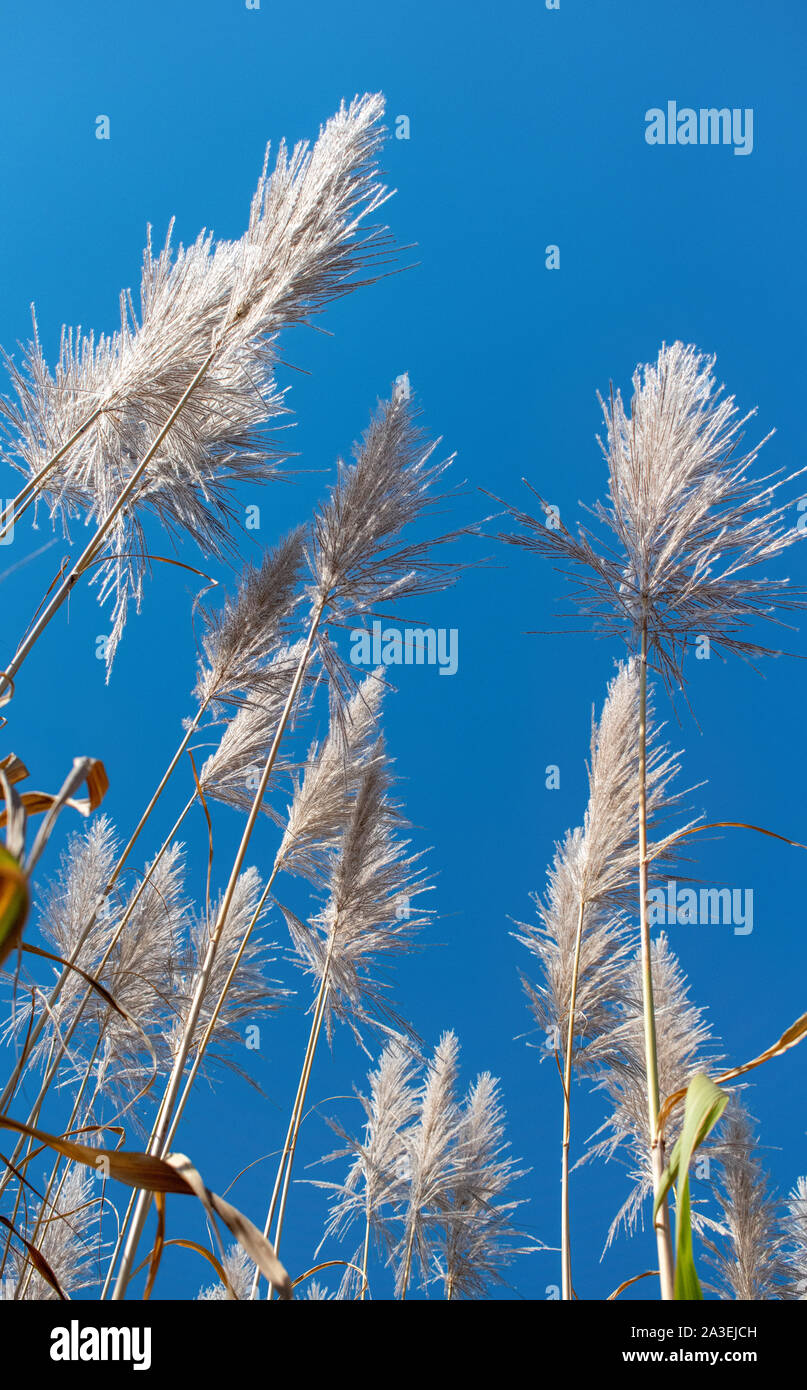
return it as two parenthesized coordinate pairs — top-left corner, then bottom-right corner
(0, 1115), (292, 1299)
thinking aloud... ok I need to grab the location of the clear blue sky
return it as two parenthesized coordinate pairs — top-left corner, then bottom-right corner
(1, 0), (805, 1300)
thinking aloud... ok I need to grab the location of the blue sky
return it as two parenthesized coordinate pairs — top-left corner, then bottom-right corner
(1, 0), (806, 1300)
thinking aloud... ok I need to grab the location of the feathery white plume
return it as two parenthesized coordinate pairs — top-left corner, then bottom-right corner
(704, 1100), (789, 1300)
(281, 743), (433, 1041)
(197, 1241), (256, 1301)
(588, 933), (722, 1246)
(193, 530), (304, 710)
(783, 1176), (807, 1298)
(496, 342), (806, 686)
(435, 1071), (528, 1300)
(14, 1166), (100, 1300)
(89, 842), (191, 1104)
(274, 668), (386, 885)
(198, 641), (308, 818)
(1, 96), (391, 671)
(394, 1031), (461, 1295)
(517, 662), (693, 1073)
(3, 818), (119, 1068)
(314, 1038), (420, 1267)
(304, 385), (462, 704)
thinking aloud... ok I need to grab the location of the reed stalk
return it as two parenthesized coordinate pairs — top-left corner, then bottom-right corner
(560, 898), (585, 1301)
(101, 872), (275, 1297)
(399, 1226), (416, 1300)
(110, 601), (325, 1299)
(262, 975), (333, 1294)
(360, 1216), (371, 1301)
(637, 619), (674, 1300)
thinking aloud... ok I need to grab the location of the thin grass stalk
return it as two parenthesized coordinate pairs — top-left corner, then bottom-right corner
(245, 1007), (321, 1299)
(638, 619), (675, 1299)
(560, 898), (585, 1301)
(0, 709), (205, 1118)
(110, 601), (325, 1299)
(104, 701), (354, 1297)
(267, 986), (329, 1280)
(399, 1222), (416, 1300)
(0, 405), (103, 543)
(165, 876), (276, 1151)
(100, 1187), (136, 1299)
(99, 872), (277, 1297)
(249, 921), (342, 1300)
(0, 346), (218, 701)
(360, 1214), (371, 1301)
(249, 975), (332, 1299)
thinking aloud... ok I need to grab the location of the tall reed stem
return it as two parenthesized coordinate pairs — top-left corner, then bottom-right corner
(638, 619), (675, 1300)
(248, 941), (335, 1299)
(560, 897), (585, 1301)
(266, 988), (328, 1286)
(101, 873), (276, 1298)
(360, 1214), (371, 1300)
(399, 1225), (416, 1300)
(110, 602), (325, 1299)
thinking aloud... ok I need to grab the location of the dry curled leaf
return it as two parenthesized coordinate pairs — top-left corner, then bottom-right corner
(659, 1011), (807, 1136)
(0, 1115), (292, 1299)
(0, 1212), (67, 1300)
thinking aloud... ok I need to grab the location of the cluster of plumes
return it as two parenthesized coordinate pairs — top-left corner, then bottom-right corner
(279, 697), (433, 1042)
(190, 531), (312, 825)
(88, 841), (191, 1108)
(703, 1100), (792, 1300)
(586, 932), (723, 1246)
(303, 382), (462, 706)
(198, 1253), (334, 1301)
(702, 1113), (807, 1301)
(197, 1242), (257, 1301)
(194, 378), (462, 792)
(1, 1167), (101, 1301)
(314, 1034), (528, 1299)
(494, 342), (806, 688)
(3, 819), (188, 1105)
(516, 661), (696, 1075)
(785, 1177), (807, 1297)
(0, 95), (392, 672)
(198, 640), (308, 821)
(3, 819), (282, 1117)
(6, 816), (119, 1053)
(274, 669), (387, 886)
(193, 529), (304, 711)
